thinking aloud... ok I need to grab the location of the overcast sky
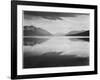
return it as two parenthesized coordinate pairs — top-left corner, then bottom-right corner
(23, 11), (90, 34)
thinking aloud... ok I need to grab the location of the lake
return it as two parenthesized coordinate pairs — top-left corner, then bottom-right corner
(23, 36), (89, 68)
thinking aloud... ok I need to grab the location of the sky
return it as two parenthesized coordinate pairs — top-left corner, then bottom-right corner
(23, 11), (90, 34)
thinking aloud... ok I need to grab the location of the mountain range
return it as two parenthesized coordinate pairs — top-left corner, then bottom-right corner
(24, 25), (89, 36)
(24, 25), (52, 36)
(65, 30), (89, 36)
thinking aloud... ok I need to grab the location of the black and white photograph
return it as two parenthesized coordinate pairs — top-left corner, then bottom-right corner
(23, 11), (90, 68)
(11, 1), (97, 79)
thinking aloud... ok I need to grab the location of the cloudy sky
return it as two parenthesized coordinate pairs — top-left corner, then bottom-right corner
(23, 11), (90, 34)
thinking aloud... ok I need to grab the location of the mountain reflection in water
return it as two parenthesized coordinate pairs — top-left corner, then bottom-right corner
(23, 36), (89, 68)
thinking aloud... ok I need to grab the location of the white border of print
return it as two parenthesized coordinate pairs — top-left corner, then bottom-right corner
(17, 5), (94, 75)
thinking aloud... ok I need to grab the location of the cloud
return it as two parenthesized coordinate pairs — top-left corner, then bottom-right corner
(24, 11), (89, 20)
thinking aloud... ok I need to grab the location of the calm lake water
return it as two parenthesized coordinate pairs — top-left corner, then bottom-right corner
(23, 36), (89, 57)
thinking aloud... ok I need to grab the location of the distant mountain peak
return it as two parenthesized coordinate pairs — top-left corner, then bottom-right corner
(65, 30), (89, 36)
(24, 25), (52, 36)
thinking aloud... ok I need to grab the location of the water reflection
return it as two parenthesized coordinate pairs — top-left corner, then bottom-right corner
(69, 38), (89, 42)
(24, 37), (89, 57)
(24, 37), (49, 46)
(23, 36), (89, 68)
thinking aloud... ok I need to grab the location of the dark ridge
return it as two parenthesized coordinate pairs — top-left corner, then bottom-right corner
(24, 25), (52, 36)
(42, 52), (62, 56)
(66, 31), (89, 36)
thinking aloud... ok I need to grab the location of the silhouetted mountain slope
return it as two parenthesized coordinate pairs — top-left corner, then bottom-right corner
(66, 30), (89, 36)
(42, 52), (62, 56)
(24, 25), (52, 36)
